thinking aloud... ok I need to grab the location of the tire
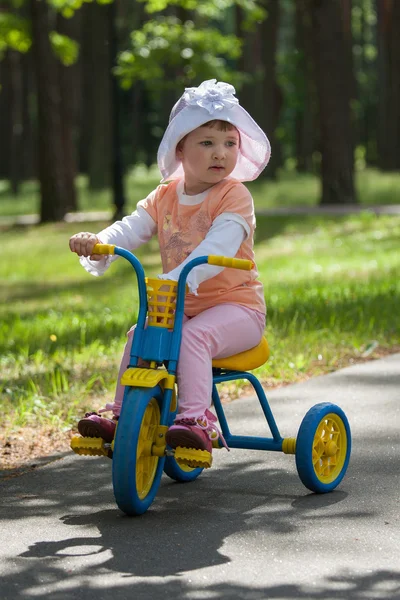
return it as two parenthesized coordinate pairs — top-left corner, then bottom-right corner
(295, 402), (351, 493)
(163, 455), (203, 482)
(112, 386), (165, 515)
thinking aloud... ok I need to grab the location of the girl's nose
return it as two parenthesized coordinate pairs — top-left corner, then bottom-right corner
(213, 146), (225, 159)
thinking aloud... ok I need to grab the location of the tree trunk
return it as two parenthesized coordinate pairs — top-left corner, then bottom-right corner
(258, 0), (283, 178)
(81, 0), (112, 190)
(21, 50), (36, 181)
(295, 1), (317, 173)
(235, 1), (283, 178)
(354, 0), (378, 165)
(56, 11), (81, 211)
(8, 50), (24, 194)
(234, 5), (257, 114)
(0, 50), (35, 185)
(376, 0), (400, 170)
(0, 52), (11, 180)
(30, 0), (72, 222)
(309, 0), (356, 204)
(109, 0), (126, 218)
(117, 0), (144, 168)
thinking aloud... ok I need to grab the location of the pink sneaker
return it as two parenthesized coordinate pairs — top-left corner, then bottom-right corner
(77, 412), (117, 443)
(166, 409), (228, 452)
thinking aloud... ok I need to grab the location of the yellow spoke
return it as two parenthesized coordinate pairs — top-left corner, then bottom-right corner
(312, 413), (348, 484)
(136, 398), (160, 500)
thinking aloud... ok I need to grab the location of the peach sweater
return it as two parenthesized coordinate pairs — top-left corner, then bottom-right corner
(138, 178), (265, 317)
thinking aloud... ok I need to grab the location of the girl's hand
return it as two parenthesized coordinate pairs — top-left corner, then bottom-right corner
(69, 232), (103, 261)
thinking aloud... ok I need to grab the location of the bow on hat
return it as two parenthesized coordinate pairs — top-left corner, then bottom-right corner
(183, 79), (239, 115)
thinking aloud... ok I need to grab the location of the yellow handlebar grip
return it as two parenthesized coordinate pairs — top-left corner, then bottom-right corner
(92, 243), (116, 255)
(208, 255), (254, 270)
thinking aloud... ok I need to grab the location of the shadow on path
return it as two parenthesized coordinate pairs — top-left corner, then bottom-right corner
(0, 453), (376, 599)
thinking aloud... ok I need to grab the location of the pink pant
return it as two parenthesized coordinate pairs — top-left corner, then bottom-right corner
(111, 304), (265, 420)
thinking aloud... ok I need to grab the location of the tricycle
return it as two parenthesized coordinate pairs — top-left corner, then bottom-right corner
(71, 244), (352, 515)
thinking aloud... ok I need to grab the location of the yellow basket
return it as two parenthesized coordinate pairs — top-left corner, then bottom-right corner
(145, 278), (178, 328)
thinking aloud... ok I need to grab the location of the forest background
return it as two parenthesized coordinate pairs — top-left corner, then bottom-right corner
(1, 0), (400, 221)
(1, 0), (400, 469)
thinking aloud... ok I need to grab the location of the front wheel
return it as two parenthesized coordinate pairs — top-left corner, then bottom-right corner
(295, 402), (351, 493)
(112, 386), (165, 515)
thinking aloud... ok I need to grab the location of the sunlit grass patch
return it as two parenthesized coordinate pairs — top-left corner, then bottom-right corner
(1, 213), (400, 434)
(253, 213), (400, 386)
(246, 168), (400, 210)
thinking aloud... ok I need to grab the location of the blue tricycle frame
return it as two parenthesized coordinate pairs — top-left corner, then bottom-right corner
(71, 244), (352, 516)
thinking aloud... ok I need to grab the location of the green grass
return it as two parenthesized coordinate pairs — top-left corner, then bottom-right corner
(250, 167), (400, 209)
(1, 209), (400, 433)
(0, 166), (162, 218)
(1, 167), (400, 218)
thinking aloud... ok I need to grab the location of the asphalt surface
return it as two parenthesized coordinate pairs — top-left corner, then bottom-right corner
(0, 354), (399, 600)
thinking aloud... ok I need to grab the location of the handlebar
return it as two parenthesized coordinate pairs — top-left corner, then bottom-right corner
(91, 243), (254, 368)
(92, 244), (253, 271)
(92, 243), (253, 309)
(92, 242), (254, 327)
(93, 243), (116, 255)
(208, 255), (254, 270)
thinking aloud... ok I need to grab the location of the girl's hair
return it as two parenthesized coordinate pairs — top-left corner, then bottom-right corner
(200, 119), (237, 131)
(177, 120), (239, 150)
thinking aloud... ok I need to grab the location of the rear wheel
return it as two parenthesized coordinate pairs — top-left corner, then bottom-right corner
(295, 402), (351, 493)
(164, 407), (204, 482)
(112, 386), (164, 515)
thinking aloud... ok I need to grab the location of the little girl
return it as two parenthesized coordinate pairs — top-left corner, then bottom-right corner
(69, 79), (270, 456)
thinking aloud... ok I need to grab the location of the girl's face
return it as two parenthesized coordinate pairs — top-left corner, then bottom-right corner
(176, 124), (240, 194)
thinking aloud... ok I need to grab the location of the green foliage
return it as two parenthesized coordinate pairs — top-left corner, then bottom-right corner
(0, 0), (111, 62)
(117, 16), (242, 90)
(0, 12), (31, 56)
(50, 0), (112, 19)
(49, 31), (78, 65)
(140, 0), (265, 27)
(116, 0), (268, 91)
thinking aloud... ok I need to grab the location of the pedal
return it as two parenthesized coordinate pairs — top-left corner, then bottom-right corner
(174, 446), (213, 469)
(70, 435), (111, 458)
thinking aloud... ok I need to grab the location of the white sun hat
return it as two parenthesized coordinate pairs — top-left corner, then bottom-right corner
(157, 79), (271, 182)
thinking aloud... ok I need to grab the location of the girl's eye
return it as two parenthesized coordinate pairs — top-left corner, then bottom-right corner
(226, 141), (237, 147)
(200, 141), (212, 146)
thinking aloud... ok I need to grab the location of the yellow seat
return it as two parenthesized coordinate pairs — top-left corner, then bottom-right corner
(212, 337), (269, 372)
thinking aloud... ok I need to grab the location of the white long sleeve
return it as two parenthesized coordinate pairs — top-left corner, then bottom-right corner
(79, 205), (157, 276)
(158, 214), (247, 294)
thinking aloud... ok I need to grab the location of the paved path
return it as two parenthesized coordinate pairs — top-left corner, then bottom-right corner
(2, 203), (400, 227)
(0, 354), (399, 599)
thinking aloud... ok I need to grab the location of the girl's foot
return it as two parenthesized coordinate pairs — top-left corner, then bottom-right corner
(78, 412), (117, 443)
(166, 409), (228, 452)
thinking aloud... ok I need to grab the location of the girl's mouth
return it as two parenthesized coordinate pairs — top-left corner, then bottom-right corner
(209, 166), (224, 171)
